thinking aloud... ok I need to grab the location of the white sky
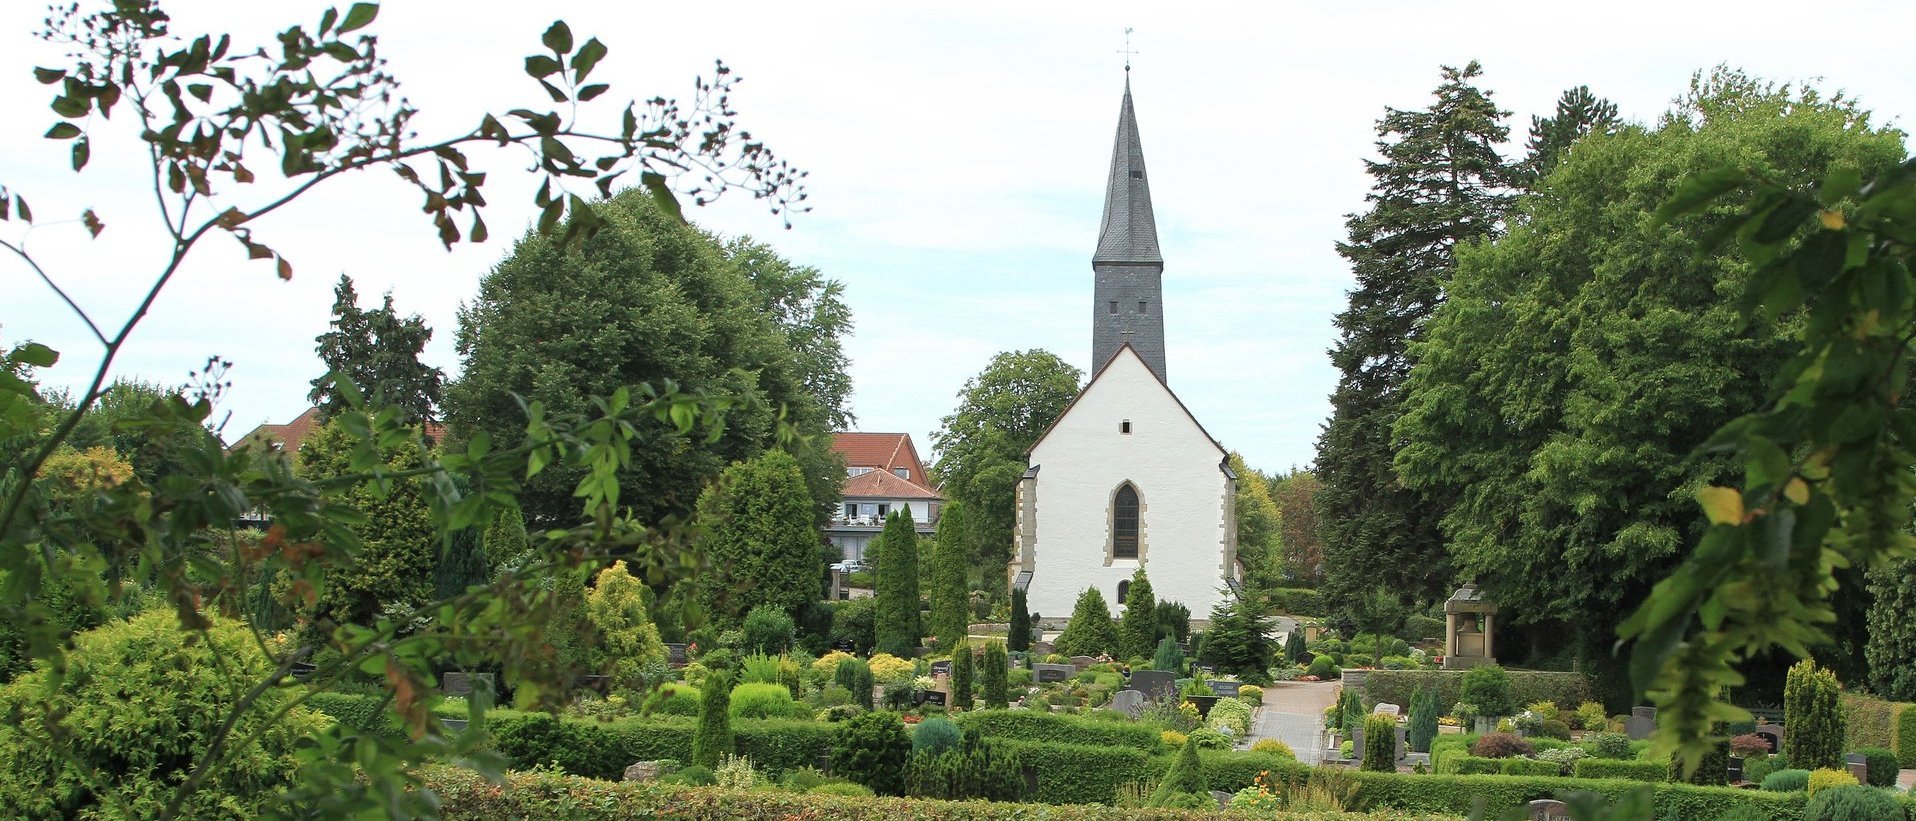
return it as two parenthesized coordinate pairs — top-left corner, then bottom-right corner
(4, 1), (1914, 472)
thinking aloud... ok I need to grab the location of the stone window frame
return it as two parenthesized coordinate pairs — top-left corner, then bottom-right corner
(1106, 481), (1145, 565)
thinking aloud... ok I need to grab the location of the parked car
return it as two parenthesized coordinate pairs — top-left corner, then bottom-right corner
(830, 559), (869, 574)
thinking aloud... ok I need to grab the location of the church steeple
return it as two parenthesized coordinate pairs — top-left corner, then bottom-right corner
(1092, 76), (1168, 381)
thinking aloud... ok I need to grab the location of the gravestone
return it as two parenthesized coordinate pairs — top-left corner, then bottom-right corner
(443, 672), (494, 697)
(1069, 655), (1098, 672)
(1297, 650), (1317, 667)
(1108, 689), (1146, 718)
(1845, 752), (1868, 785)
(665, 643), (689, 666)
(1032, 640), (1055, 657)
(623, 761), (667, 782)
(1526, 799), (1570, 820)
(290, 661), (318, 682)
(1211, 790), (1235, 809)
(919, 690), (948, 707)
(1127, 670), (1178, 700)
(1726, 756), (1743, 783)
(441, 718), (468, 734)
(1372, 703), (1402, 716)
(1624, 706), (1657, 740)
(930, 660), (952, 677)
(1207, 680), (1242, 697)
(1033, 663), (1074, 684)
(1753, 723), (1784, 755)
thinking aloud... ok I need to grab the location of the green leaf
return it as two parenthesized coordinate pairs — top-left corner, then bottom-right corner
(339, 3), (379, 33)
(71, 137), (89, 171)
(577, 83), (609, 102)
(33, 67), (65, 85)
(50, 95), (87, 118)
(1655, 168), (1746, 225)
(17, 343), (58, 368)
(1818, 168), (1863, 205)
(43, 123), (80, 140)
(523, 55), (561, 79)
(1697, 486), (1743, 525)
(571, 38), (607, 82)
(642, 171), (682, 223)
(541, 21), (573, 55)
(1754, 197), (1817, 243)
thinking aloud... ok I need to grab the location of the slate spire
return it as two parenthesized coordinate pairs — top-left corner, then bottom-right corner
(1092, 75), (1168, 381)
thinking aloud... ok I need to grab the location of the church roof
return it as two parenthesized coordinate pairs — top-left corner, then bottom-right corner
(1023, 342), (1226, 462)
(1092, 77), (1163, 266)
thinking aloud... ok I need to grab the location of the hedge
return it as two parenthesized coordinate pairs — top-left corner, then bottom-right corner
(1902, 705), (1916, 764)
(1343, 770), (1806, 820)
(307, 691), (470, 740)
(422, 765), (1468, 819)
(1498, 758), (1562, 777)
(953, 709), (1160, 751)
(1839, 692), (1911, 754)
(484, 711), (835, 780)
(1267, 588), (1327, 616)
(1434, 755), (1501, 775)
(1360, 670), (1593, 712)
(1572, 758), (1669, 783)
(993, 739), (1152, 804)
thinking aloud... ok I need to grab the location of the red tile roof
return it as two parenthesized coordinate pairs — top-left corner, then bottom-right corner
(843, 468), (941, 500)
(830, 432), (932, 488)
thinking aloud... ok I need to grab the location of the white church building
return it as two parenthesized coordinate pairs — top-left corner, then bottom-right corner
(1007, 74), (1240, 624)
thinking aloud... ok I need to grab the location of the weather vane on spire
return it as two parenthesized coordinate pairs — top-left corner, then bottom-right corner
(1119, 27), (1138, 72)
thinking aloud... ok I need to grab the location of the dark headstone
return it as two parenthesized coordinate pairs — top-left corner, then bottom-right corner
(443, 672), (494, 697)
(930, 660), (952, 677)
(665, 643), (689, 666)
(1727, 756), (1743, 783)
(1624, 706), (1656, 740)
(1033, 663), (1073, 683)
(1207, 680), (1241, 697)
(1069, 655), (1098, 672)
(919, 690), (947, 707)
(1126, 670), (1178, 700)
(290, 662), (318, 682)
(1845, 752), (1868, 785)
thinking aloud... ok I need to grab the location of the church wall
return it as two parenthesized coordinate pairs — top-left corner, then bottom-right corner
(1024, 351), (1230, 624)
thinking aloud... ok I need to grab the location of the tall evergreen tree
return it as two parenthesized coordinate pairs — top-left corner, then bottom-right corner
(1007, 587), (1032, 653)
(981, 641), (1009, 708)
(1519, 85), (1619, 186)
(1052, 587), (1117, 658)
(1116, 569), (1157, 661)
(927, 501), (972, 649)
(1200, 592), (1276, 685)
(950, 642), (975, 710)
(309, 274), (446, 424)
(432, 528), (488, 600)
(693, 450), (826, 627)
(692, 670), (735, 769)
(482, 506), (530, 576)
(1315, 61), (1516, 608)
(874, 508), (923, 656)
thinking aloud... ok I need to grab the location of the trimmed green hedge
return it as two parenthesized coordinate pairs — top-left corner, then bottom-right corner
(1344, 770), (1805, 820)
(423, 765), (1466, 819)
(1499, 758), (1562, 777)
(1902, 705), (1916, 765)
(485, 711), (834, 780)
(953, 709), (1160, 751)
(1839, 693), (1904, 752)
(1572, 758), (1669, 783)
(307, 691), (468, 740)
(1435, 755), (1501, 775)
(1361, 670), (1593, 712)
(993, 739), (1151, 805)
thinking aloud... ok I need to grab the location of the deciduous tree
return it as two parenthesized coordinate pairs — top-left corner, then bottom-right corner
(1227, 452), (1284, 599)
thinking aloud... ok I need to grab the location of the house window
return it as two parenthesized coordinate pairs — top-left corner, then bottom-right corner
(1108, 300), (1118, 315)
(1117, 579), (1131, 603)
(1113, 483), (1139, 559)
(848, 466), (873, 477)
(877, 503), (890, 517)
(893, 467), (910, 479)
(844, 503), (857, 518)
(1139, 301), (1148, 314)
(1120, 420), (1132, 435)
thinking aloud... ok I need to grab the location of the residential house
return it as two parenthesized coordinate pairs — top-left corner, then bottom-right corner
(826, 432), (941, 564)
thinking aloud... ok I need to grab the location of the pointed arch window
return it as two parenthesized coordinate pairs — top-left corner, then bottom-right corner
(1113, 483), (1140, 559)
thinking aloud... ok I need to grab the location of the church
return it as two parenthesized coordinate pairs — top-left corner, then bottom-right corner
(1007, 75), (1240, 625)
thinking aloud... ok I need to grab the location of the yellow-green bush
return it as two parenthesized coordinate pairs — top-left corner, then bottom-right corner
(1804, 767), (1857, 795)
(0, 611), (328, 818)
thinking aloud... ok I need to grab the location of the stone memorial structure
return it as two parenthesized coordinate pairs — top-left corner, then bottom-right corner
(1069, 655), (1098, 672)
(443, 672), (494, 697)
(1127, 670), (1178, 700)
(1207, 680), (1241, 697)
(1624, 706), (1657, 741)
(1442, 584), (1498, 670)
(1109, 688), (1146, 718)
(1527, 799), (1570, 820)
(1033, 663), (1075, 684)
(1753, 722), (1784, 755)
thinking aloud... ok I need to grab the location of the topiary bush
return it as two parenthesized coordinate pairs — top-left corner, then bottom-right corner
(1251, 738), (1295, 759)
(1585, 731), (1632, 760)
(1854, 746), (1898, 788)
(1306, 654), (1341, 680)
(1460, 664), (1516, 717)
(1469, 732), (1533, 759)
(981, 641), (1009, 708)
(640, 681), (701, 717)
(730, 681), (808, 720)
(1760, 768), (1810, 792)
(741, 605), (796, 655)
(0, 611), (328, 819)
(1784, 659), (1846, 771)
(912, 716), (962, 757)
(1148, 736), (1208, 807)
(692, 672), (737, 769)
(1802, 784), (1902, 820)
(1361, 713), (1397, 771)
(830, 711), (911, 796)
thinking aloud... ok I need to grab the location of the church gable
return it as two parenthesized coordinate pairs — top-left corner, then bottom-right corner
(1028, 344), (1225, 468)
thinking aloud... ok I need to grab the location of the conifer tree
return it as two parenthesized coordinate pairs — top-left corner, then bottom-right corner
(432, 527), (488, 600)
(927, 501), (971, 650)
(482, 506), (530, 575)
(1518, 85), (1619, 186)
(1783, 659), (1845, 771)
(692, 671), (735, 769)
(1315, 61), (1516, 608)
(1007, 587), (1032, 653)
(874, 508), (923, 655)
(1117, 570), (1158, 661)
(1151, 636), (1184, 673)
(1052, 587), (1117, 658)
(951, 642), (975, 710)
(309, 273), (446, 424)
(694, 450), (826, 628)
(1406, 683), (1440, 753)
(982, 641), (1009, 708)
(1201, 592), (1277, 684)
(1148, 736), (1208, 807)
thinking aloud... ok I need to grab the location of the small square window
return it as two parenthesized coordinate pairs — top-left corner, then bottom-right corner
(1139, 301), (1148, 314)
(1130, 170), (1144, 180)
(1108, 300), (1118, 315)
(1120, 420), (1132, 435)
(893, 467), (909, 479)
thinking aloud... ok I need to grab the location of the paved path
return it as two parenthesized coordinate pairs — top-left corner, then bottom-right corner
(1244, 680), (1338, 764)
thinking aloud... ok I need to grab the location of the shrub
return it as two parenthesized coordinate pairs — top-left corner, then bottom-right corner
(1535, 746), (1588, 775)
(951, 644), (974, 710)
(981, 641), (1009, 708)
(1900, 702), (1916, 765)
(1359, 669), (1593, 711)
(663, 765), (715, 786)
(1837, 692), (1900, 753)
(1536, 718), (1572, 740)
(1803, 783), (1902, 820)
(692, 673), (737, 769)
(1150, 637), (1184, 673)
(741, 605), (796, 655)
(1161, 730), (1187, 748)
(1574, 701), (1608, 731)
(1784, 659), (1846, 771)
(1500, 758), (1563, 777)
(1188, 726), (1232, 750)
(1148, 736), (1208, 807)
(1729, 733), (1772, 758)
(1760, 768), (1810, 792)
(1052, 588), (1118, 657)
(1304, 655), (1342, 680)
(867, 653), (914, 684)
(1805, 767), (1858, 795)
(713, 753), (764, 789)
(1569, 757), (1668, 783)
(730, 682), (806, 720)
(1237, 684), (1263, 706)
(1269, 587), (1328, 616)
(1406, 683), (1440, 753)
(1251, 738), (1295, 758)
(830, 711), (911, 796)
(1586, 731), (1632, 760)
(1460, 664), (1516, 717)
(953, 709), (1160, 751)
(1362, 714), (1397, 771)
(0, 611), (327, 819)
(1207, 697), (1253, 736)
(1469, 732), (1532, 759)
(912, 717), (962, 757)
(637, 681), (701, 717)
(1855, 746), (1898, 788)
(810, 781), (876, 797)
